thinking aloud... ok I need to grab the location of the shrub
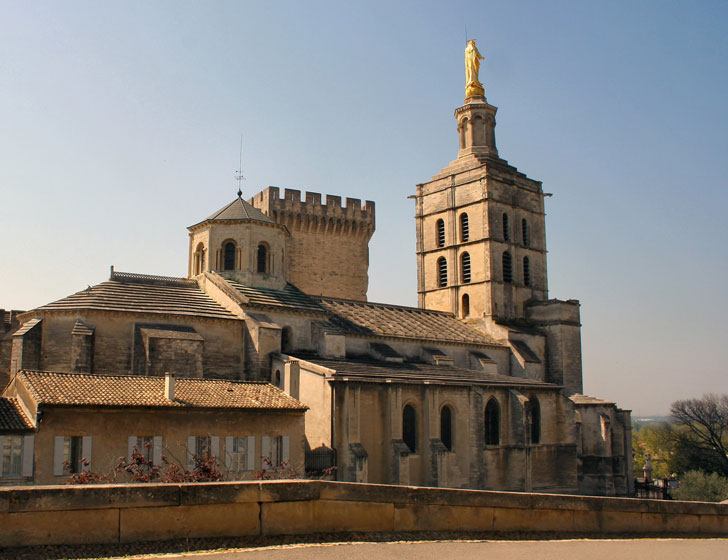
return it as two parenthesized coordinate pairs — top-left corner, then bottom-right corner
(673, 470), (728, 502)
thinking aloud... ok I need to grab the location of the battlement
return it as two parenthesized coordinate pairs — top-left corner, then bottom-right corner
(250, 187), (375, 233)
(1, 309), (25, 333)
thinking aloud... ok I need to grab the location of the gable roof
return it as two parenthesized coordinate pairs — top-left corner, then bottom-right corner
(31, 272), (237, 321)
(0, 398), (34, 431)
(316, 297), (503, 347)
(224, 278), (326, 314)
(17, 371), (307, 411)
(297, 356), (556, 389)
(189, 196), (276, 228)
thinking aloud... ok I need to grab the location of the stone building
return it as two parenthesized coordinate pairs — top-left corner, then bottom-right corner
(0, 63), (632, 495)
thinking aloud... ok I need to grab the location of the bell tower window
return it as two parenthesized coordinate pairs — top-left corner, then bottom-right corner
(436, 219), (445, 248)
(502, 252), (512, 283)
(459, 213), (469, 242)
(522, 219), (529, 247)
(523, 256), (531, 286)
(223, 242), (236, 271)
(502, 213), (510, 241)
(460, 252), (471, 283)
(437, 257), (448, 287)
(461, 294), (470, 317)
(257, 244), (268, 273)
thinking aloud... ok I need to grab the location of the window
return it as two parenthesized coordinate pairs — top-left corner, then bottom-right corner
(503, 213), (510, 241)
(223, 242), (236, 270)
(65, 436), (83, 473)
(196, 435), (211, 457)
(128, 435), (161, 464)
(523, 256), (531, 286)
(485, 398), (500, 445)
(275, 369), (282, 388)
(1, 435), (22, 476)
(187, 435), (219, 469)
(462, 294), (470, 317)
(440, 405), (453, 451)
(257, 244), (267, 273)
(281, 326), (292, 353)
(193, 243), (205, 275)
(436, 219), (445, 247)
(53, 435), (91, 475)
(403, 404), (417, 453)
(461, 252), (471, 283)
(460, 213), (469, 242)
(502, 252), (513, 283)
(261, 435), (289, 468)
(522, 219), (529, 247)
(225, 435), (255, 472)
(437, 257), (448, 287)
(528, 397), (541, 444)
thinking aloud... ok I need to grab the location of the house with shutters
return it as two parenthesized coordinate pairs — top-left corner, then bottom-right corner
(0, 370), (306, 485)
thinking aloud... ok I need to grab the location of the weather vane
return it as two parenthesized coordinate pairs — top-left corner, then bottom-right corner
(235, 134), (245, 198)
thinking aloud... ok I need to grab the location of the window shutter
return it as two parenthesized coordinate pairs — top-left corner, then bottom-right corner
(81, 436), (92, 471)
(186, 436), (196, 469)
(53, 436), (65, 476)
(210, 436), (220, 459)
(246, 436), (256, 471)
(282, 435), (290, 464)
(153, 436), (163, 465)
(224, 436), (233, 470)
(261, 436), (270, 469)
(127, 436), (138, 460)
(21, 435), (34, 477)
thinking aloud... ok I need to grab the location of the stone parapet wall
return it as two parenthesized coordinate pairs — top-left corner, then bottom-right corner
(1, 480), (726, 547)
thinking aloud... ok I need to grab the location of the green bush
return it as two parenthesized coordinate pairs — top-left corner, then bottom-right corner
(673, 470), (728, 502)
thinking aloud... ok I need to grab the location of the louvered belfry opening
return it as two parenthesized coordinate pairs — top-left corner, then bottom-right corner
(461, 252), (471, 283)
(437, 257), (448, 287)
(522, 218), (529, 247)
(460, 213), (469, 242)
(523, 256), (531, 286)
(436, 219), (445, 247)
(502, 213), (510, 241)
(502, 251), (512, 283)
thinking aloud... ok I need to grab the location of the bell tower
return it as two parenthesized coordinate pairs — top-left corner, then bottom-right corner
(414, 42), (549, 324)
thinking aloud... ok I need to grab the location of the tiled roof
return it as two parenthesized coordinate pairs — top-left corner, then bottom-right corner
(32, 275), (236, 321)
(511, 340), (542, 364)
(0, 398), (34, 431)
(298, 356), (555, 389)
(17, 371), (307, 411)
(316, 297), (503, 346)
(224, 278), (326, 314)
(190, 196), (275, 227)
(570, 394), (615, 406)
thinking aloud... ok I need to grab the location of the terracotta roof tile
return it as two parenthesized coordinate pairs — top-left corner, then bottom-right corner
(18, 371), (307, 411)
(33, 274), (236, 321)
(316, 297), (503, 347)
(297, 356), (556, 389)
(224, 279), (325, 314)
(0, 398), (34, 431)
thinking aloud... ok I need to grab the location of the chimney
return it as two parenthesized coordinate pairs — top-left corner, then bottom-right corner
(165, 372), (175, 401)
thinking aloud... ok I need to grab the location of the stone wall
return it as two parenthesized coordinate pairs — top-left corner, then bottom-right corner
(0, 480), (726, 547)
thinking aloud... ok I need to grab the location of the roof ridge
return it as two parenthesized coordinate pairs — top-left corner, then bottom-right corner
(20, 370), (270, 385)
(316, 296), (455, 316)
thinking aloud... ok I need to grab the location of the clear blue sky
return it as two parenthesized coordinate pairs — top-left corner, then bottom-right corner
(1, 1), (726, 416)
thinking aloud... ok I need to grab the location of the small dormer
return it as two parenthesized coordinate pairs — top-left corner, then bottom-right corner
(187, 191), (290, 289)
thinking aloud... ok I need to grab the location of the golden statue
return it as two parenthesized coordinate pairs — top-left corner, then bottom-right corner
(465, 39), (485, 97)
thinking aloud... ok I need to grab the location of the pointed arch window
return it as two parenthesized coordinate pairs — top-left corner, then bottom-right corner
(437, 257), (448, 287)
(503, 213), (510, 241)
(523, 256), (531, 287)
(460, 252), (471, 283)
(436, 219), (445, 248)
(257, 244), (268, 273)
(528, 396), (541, 444)
(223, 242), (236, 271)
(522, 219), (529, 247)
(485, 398), (500, 445)
(502, 252), (512, 283)
(440, 405), (453, 451)
(459, 213), (469, 242)
(403, 404), (417, 453)
(461, 293), (470, 317)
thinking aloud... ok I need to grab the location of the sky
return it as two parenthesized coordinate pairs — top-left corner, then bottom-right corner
(1, 1), (726, 416)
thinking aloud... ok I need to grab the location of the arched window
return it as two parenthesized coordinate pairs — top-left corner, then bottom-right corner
(502, 252), (513, 283)
(403, 404), (417, 453)
(528, 396), (541, 444)
(275, 369), (282, 388)
(436, 219), (445, 248)
(460, 252), (471, 283)
(502, 213), (510, 241)
(485, 398), (500, 445)
(223, 242), (236, 271)
(522, 219), (529, 247)
(459, 213), (469, 242)
(281, 327), (292, 353)
(440, 405), (453, 451)
(437, 257), (448, 287)
(194, 243), (205, 275)
(461, 294), (470, 317)
(523, 256), (531, 286)
(257, 244), (268, 273)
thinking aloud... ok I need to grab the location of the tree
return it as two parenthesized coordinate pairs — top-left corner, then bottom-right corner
(672, 470), (728, 502)
(670, 394), (728, 477)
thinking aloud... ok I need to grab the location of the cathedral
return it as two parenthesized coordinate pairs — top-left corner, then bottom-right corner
(0, 44), (633, 495)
